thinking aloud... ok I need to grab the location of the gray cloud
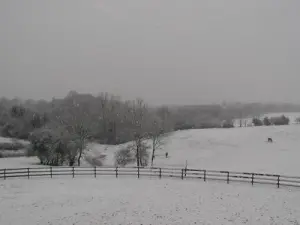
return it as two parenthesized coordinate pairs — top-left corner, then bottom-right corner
(0, 0), (299, 105)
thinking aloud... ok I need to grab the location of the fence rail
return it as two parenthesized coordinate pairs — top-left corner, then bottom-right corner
(0, 166), (300, 188)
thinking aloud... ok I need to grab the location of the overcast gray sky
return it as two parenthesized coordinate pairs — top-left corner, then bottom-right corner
(0, 0), (299, 105)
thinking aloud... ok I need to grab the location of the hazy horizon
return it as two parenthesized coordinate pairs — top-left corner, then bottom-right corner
(1, 0), (300, 105)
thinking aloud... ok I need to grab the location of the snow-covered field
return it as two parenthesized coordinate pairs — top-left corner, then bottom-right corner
(1, 124), (300, 224)
(1, 124), (300, 176)
(0, 157), (40, 168)
(85, 124), (300, 176)
(1, 177), (300, 225)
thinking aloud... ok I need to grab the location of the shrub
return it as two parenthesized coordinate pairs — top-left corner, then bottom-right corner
(1, 121), (32, 140)
(263, 117), (271, 126)
(198, 122), (221, 129)
(29, 128), (67, 166)
(174, 122), (195, 131)
(25, 144), (36, 157)
(85, 154), (106, 167)
(114, 147), (135, 167)
(252, 118), (263, 126)
(139, 143), (150, 167)
(270, 115), (290, 126)
(221, 120), (234, 128)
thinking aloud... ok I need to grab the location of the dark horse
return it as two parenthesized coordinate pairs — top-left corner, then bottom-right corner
(267, 138), (273, 143)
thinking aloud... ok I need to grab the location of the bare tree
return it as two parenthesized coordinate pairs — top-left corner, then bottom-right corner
(128, 98), (149, 167)
(73, 124), (89, 166)
(51, 97), (90, 166)
(148, 117), (168, 167)
(98, 92), (109, 142)
(239, 110), (244, 127)
(98, 93), (122, 144)
(156, 105), (172, 132)
(114, 146), (135, 167)
(125, 140), (150, 167)
(107, 95), (122, 144)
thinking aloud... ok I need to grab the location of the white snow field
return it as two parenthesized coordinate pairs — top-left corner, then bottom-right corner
(1, 125), (300, 224)
(1, 124), (300, 177)
(85, 124), (300, 176)
(0, 157), (40, 169)
(1, 177), (300, 225)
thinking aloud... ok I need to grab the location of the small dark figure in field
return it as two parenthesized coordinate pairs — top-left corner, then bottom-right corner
(165, 152), (168, 158)
(267, 138), (273, 143)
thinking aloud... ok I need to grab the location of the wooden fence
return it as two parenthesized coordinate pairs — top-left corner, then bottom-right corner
(0, 166), (300, 188)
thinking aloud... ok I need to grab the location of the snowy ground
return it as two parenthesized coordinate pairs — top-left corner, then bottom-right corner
(1, 123), (300, 224)
(85, 124), (300, 176)
(0, 136), (29, 145)
(0, 177), (300, 225)
(1, 124), (300, 177)
(0, 137), (13, 143)
(0, 157), (40, 169)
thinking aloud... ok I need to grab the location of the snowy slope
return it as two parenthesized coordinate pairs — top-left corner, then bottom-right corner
(85, 125), (300, 176)
(1, 124), (300, 176)
(0, 157), (40, 169)
(1, 125), (300, 224)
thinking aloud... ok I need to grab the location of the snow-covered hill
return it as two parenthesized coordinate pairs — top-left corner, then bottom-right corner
(2, 125), (300, 224)
(84, 124), (300, 176)
(2, 123), (300, 176)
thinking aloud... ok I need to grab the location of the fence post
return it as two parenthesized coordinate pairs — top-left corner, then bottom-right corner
(277, 175), (280, 188)
(181, 169), (184, 180)
(204, 170), (206, 182)
(50, 167), (52, 178)
(94, 166), (96, 178)
(72, 167), (75, 178)
(4, 169), (6, 180)
(115, 167), (118, 178)
(137, 167), (140, 179)
(185, 168), (187, 177)
(159, 168), (162, 179)
(227, 171), (229, 184)
(251, 173), (254, 186)
(27, 168), (30, 179)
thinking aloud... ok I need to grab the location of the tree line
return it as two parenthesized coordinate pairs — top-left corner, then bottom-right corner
(252, 115), (290, 126)
(0, 92), (173, 167)
(1, 93), (299, 166)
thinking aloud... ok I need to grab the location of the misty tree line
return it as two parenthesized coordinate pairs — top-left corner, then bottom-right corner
(1, 93), (299, 166)
(252, 115), (290, 127)
(0, 92), (172, 167)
